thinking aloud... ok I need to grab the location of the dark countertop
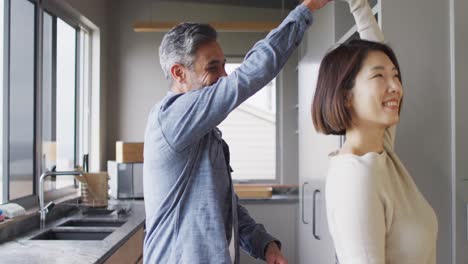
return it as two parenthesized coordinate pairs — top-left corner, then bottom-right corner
(0, 200), (145, 264)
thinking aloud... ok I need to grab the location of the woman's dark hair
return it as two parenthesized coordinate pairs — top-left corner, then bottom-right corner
(311, 39), (402, 135)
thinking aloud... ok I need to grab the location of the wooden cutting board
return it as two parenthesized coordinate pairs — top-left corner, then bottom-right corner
(234, 185), (273, 198)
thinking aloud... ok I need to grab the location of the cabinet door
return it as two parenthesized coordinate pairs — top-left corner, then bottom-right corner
(298, 61), (339, 264)
(298, 179), (314, 263)
(239, 203), (298, 264)
(104, 227), (144, 264)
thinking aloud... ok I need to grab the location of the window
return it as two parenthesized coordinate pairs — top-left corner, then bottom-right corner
(1, 0), (94, 207)
(218, 59), (277, 181)
(42, 16), (78, 190)
(42, 12), (54, 175)
(8, 0), (36, 201)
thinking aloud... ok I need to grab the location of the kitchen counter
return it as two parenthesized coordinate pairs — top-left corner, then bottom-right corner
(0, 200), (145, 264)
(0, 189), (296, 263)
(237, 185), (299, 204)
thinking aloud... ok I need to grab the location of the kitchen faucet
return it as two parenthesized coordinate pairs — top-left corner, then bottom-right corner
(39, 170), (84, 229)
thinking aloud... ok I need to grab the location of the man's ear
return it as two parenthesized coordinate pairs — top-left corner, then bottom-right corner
(170, 64), (185, 84)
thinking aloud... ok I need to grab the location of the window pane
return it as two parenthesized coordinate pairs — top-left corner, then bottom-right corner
(77, 29), (90, 161)
(54, 18), (76, 188)
(219, 63), (276, 181)
(9, 0), (35, 200)
(0, 0), (5, 202)
(41, 12), (55, 191)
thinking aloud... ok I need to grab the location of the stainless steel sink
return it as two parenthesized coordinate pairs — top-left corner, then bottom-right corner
(81, 208), (116, 216)
(58, 219), (125, 227)
(31, 228), (113, 240)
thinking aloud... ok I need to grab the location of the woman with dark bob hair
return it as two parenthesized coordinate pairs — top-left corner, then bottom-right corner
(313, 0), (438, 263)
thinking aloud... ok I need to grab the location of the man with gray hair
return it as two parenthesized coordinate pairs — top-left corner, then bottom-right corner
(143, 0), (330, 263)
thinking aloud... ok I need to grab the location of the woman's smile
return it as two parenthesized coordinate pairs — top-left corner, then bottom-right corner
(382, 98), (400, 112)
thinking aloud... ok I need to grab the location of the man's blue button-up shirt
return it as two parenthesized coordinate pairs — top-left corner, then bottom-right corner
(143, 5), (313, 264)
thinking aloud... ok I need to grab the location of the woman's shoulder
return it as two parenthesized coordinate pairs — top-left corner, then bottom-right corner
(326, 154), (386, 208)
(327, 150), (387, 187)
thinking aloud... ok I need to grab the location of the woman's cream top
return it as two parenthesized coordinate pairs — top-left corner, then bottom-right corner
(326, 127), (438, 264)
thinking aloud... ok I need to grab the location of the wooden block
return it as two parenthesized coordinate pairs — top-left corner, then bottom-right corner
(234, 186), (273, 198)
(116, 141), (144, 163)
(75, 172), (108, 207)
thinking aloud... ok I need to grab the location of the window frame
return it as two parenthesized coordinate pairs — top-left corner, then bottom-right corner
(223, 56), (281, 184)
(42, 13), (80, 190)
(1, 0), (95, 208)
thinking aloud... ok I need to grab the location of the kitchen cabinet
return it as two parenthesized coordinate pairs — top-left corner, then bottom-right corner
(104, 226), (144, 264)
(297, 4), (340, 264)
(297, 57), (339, 264)
(239, 200), (298, 264)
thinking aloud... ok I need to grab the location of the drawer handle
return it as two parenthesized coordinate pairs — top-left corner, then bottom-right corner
(313, 189), (321, 240)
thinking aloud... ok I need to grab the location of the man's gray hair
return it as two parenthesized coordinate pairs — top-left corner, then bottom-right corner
(159, 23), (218, 85)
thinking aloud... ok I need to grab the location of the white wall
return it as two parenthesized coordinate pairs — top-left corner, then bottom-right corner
(107, 0), (299, 183)
(380, 1), (452, 262)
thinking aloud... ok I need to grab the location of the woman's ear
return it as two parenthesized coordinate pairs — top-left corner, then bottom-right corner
(344, 91), (353, 109)
(170, 64), (186, 84)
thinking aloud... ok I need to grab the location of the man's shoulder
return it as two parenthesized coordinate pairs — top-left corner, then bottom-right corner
(158, 91), (191, 112)
(148, 93), (179, 116)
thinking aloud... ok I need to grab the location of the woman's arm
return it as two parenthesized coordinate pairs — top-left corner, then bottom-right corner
(326, 160), (386, 263)
(342, 0), (384, 42)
